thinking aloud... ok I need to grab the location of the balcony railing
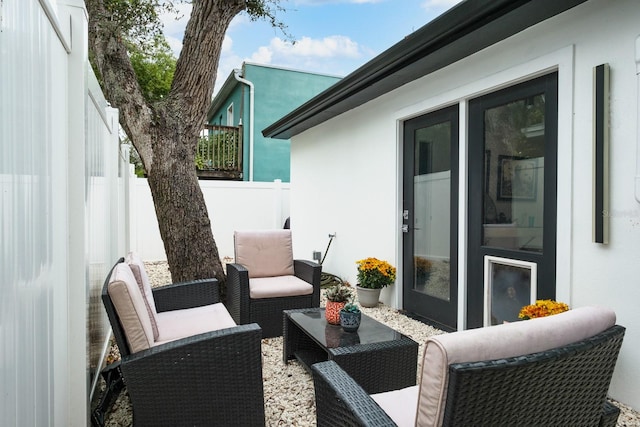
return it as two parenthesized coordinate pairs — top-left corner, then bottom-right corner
(196, 124), (243, 180)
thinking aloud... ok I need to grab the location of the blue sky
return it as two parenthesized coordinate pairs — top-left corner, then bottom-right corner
(160, 0), (463, 95)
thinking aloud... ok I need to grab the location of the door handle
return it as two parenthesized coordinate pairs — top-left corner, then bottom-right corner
(402, 225), (422, 232)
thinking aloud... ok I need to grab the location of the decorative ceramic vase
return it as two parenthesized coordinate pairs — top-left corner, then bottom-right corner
(340, 310), (362, 333)
(356, 286), (381, 308)
(325, 301), (346, 325)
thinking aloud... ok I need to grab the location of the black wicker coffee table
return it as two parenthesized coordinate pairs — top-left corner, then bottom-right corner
(283, 307), (418, 394)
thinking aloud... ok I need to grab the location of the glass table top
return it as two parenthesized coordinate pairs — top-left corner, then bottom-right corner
(287, 308), (405, 348)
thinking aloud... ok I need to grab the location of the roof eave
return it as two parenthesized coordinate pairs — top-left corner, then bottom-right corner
(206, 68), (242, 123)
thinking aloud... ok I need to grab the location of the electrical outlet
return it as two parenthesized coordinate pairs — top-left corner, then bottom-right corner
(313, 251), (322, 262)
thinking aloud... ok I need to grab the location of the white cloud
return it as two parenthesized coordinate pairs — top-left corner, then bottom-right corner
(159, 3), (191, 56)
(221, 35), (367, 81)
(249, 46), (274, 64)
(262, 35), (361, 60)
(160, 5), (248, 58)
(221, 34), (233, 55)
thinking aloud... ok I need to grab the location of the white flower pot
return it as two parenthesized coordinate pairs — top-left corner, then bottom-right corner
(356, 286), (381, 308)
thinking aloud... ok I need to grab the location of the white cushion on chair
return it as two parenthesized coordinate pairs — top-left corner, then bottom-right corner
(125, 251), (160, 340)
(371, 385), (419, 427)
(249, 275), (314, 299)
(416, 306), (616, 427)
(108, 263), (155, 353)
(155, 303), (237, 345)
(234, 230), (295, 278)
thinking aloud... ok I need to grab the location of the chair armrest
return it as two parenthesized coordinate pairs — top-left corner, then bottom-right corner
(294, 259), (321, 284)
(225, 263), (251, 324)
(121, 323), (265, 426)
(294, 260), (322, 306)
(152, 278), (220, 312)
(312, 361), (396, 427)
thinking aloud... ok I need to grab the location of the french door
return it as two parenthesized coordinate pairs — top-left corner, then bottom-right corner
(467, 73), (558, 329)
(402, 106), (458, 331)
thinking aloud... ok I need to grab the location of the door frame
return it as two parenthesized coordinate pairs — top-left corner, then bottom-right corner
(394, 50), (573, 332)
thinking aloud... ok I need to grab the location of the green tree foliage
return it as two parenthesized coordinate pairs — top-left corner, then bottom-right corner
(128, 38), (176, 102)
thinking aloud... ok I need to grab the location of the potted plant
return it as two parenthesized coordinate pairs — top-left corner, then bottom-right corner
(355, 257), (396, 307)
(324, 282), (353, 325)
(340, 302), (362, 332)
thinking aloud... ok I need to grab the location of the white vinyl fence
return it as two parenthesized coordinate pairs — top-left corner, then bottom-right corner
(130, 178), (290, 262)
(0, 1), (127, 425)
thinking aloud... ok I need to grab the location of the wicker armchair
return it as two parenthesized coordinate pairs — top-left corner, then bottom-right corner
(99, 256), (265, 426)
(226, 229), (321, 337)
(312, 306), (625, 427)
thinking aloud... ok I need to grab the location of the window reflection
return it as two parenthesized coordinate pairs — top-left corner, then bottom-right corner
(482, 94), (545, 253)
(413, 122), (451, 301)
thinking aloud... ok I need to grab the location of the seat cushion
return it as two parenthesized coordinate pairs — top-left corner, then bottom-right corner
(108, 263), (155, 353)
(154, 303), (237, 345)
(416, 306), (616, 427)
(234, 229), (295, 278)
(125, 251), (159, 340)
(249, 275), (314, 299)
(371, 385), (419, 427)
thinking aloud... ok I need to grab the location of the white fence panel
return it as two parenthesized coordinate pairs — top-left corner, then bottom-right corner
(0, 0), (126, 425)
(0, 0), (70, 425)
(131, 179), (290, 262)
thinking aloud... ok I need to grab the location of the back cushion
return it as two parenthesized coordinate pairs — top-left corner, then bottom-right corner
(234, 230), (295, 278)
(416, 306), (616, 427)
(108, 263), (155, 353)
(125, 251), (159, 340)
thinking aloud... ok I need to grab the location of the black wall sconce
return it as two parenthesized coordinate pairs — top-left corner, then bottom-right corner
(593, 63), (610, 244)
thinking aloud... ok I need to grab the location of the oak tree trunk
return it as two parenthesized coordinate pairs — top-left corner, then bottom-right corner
(146, 127), (224, 285)
(86, 0), (247, 297)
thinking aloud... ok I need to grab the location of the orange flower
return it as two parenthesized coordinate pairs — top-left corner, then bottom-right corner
(519, 299), (569, 320)
(356, 257), (396, 289)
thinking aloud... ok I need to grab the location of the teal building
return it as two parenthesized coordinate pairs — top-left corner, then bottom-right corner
(206, 62), (341, 182)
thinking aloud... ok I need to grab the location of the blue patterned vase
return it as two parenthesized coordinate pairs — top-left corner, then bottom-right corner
(340, 310), (361, 333)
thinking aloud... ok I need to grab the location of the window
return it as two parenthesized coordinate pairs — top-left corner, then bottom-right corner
(226, 104), (234, 126)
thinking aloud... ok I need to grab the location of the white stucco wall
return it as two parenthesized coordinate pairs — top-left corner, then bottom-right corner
(289, 0), (640, 409)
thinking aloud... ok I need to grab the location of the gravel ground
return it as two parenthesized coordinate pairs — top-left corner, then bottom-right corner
(99, 261), (640, 427)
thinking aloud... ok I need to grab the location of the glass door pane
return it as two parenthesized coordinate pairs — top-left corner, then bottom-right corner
(413, 121), (451, 301)
(483, 94), (546, 253)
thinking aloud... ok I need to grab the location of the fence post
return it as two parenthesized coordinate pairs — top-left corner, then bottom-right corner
(59, 1), (89, 424)
(274, 179), (283, 228)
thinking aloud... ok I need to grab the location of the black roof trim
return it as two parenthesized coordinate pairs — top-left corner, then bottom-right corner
(263, 0), (587, 140)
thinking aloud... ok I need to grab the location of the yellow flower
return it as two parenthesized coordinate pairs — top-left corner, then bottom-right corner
(356, 257), (396, 289)
(519, 299), (569, 320)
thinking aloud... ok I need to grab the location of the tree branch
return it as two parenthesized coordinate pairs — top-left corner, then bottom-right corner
(170, 0), (246, 137)
(86, 0), (155, 172)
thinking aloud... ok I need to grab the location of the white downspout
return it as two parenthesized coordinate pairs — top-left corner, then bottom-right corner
(635, 35), (640, 202)
(234, 69), (255, 181)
